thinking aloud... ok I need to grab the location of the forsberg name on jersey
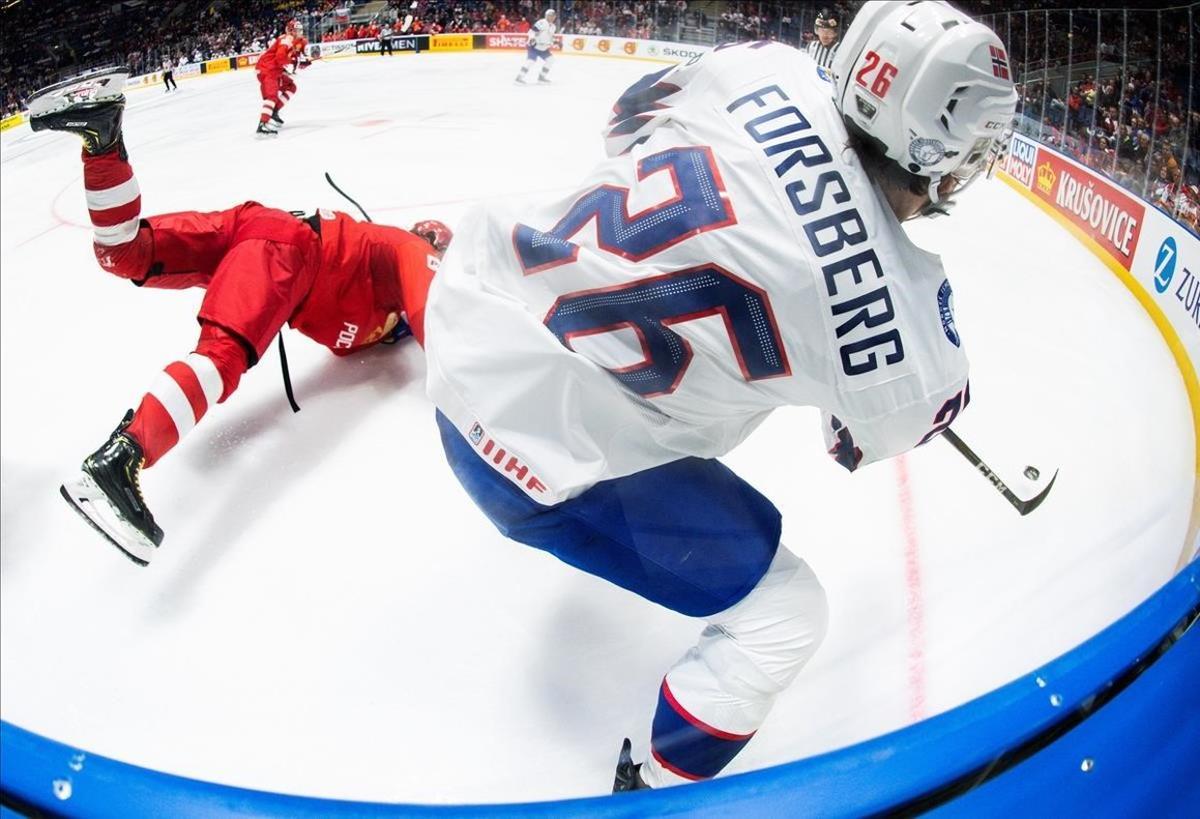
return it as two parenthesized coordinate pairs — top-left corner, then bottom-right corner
(725, 84), (905, 377)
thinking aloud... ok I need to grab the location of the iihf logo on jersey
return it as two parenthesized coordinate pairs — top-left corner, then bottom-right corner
(938, 279), (960, 347)
(468, 423), (549, 495)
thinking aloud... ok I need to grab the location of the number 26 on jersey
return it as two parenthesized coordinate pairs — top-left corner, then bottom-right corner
(512, 146), (790, 398)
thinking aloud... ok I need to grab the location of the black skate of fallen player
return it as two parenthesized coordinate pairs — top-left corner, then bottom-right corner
(60, 411), (164, 566)
(27, 67), (129, 158)
(27, 70), (162, 564)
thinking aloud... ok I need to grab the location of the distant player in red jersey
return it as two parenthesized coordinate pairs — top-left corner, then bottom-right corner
(256, 19), (312, 136)
(28, 71), (451, 565)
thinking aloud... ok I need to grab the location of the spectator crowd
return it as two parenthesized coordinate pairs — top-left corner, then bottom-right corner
(2, 1), (1194, 232)
(996, 6), (1198, 231)
(1, 0), (338, 117)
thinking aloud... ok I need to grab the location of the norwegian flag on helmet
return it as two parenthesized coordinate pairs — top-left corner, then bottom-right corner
(989, 46), (1010, 80)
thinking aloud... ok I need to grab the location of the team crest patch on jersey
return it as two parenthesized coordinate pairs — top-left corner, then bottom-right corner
(938, 279), (960, 347)
(816, 65), (833, 84)
(469, 422), (484, 445)
(909, 137), (946, 167)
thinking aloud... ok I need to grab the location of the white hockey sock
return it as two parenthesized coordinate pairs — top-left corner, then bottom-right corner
(640, 547), (828, 787)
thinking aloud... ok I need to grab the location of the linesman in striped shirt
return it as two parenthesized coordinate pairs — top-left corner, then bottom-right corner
(806, 8), (841, 69)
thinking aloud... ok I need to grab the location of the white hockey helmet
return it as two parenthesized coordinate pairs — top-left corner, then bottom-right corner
(545, 8), (556, 17)
(832, 1), (1017, 205)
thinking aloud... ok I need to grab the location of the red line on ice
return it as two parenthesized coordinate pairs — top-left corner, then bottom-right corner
(18, 175), (88, 248)
(51, 174), (91, 230)
(895, 453), (927, 722)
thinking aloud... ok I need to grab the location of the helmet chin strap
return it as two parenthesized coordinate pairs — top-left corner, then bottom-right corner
(928, 173), (944, 203)
(917, 173), (955, 218)
(926, 171), (945, 202)
(918, 166), (991, 219)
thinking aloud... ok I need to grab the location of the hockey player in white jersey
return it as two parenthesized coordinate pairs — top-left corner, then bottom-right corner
(515, 8), (556, 84)
(424, 1), (1016, 789)
(399, 0), (416, 34)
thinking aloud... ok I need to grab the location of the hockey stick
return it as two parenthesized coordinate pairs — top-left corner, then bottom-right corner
(324, 171), (372, 222)
(272, 173), (373, 416)
(942, 428), (1057, 516)
(276, 334), (300, 413)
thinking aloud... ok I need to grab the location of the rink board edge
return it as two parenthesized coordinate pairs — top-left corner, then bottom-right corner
(995, 167), (1200, 567)
(4, 39), (1199, 817)
(2, 559), (1196, 817)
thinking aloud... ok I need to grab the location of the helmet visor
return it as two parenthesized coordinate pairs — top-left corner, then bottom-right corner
(950, 136), (996, 185)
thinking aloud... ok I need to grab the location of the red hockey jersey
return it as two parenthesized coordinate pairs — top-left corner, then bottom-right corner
(256, 34), (304, 75)
(290, 209), (440, 353)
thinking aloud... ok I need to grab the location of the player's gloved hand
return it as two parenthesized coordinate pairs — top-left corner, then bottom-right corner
(299, 59), (313, 70)
(379, 312), (413, 345)
(412, 219), (453, 255)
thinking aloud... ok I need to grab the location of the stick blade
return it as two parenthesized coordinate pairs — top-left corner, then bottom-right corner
(1016, 469), (1058, 516)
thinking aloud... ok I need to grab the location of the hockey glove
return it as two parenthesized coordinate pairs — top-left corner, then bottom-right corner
(380, 313), (413, 345)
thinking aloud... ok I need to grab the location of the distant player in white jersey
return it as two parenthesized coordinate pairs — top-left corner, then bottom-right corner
(424, 1), (1016, 789)
(515, 8), (556, 84)
(399, 0), (416, 34)
(806, 8), (841, 69)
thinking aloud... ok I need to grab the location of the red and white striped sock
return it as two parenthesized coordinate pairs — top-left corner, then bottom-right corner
(126, 353), (227, 467)
(259, 98), (277, 124)
(124, 326), (251, 468)
(82, 150), (141, 252)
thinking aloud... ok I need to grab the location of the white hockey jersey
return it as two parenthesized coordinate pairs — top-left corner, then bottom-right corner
(528, 18), (556, 51)
(424, 42), (970, 505)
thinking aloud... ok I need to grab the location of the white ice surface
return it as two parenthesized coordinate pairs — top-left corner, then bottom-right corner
(0, 52), (1194, 805)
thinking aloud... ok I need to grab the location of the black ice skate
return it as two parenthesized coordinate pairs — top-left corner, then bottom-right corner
(60, 410), (163, 566)
(271, 110), (285, 126)
(256, 122), (279, 137)
(612, 738), (650, 793)
(27, 67), (130, 158)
